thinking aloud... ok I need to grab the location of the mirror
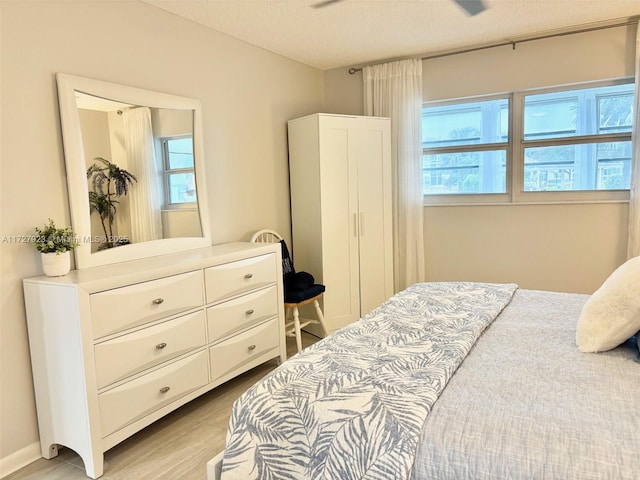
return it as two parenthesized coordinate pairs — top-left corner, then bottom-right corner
(56, 73), (211, 269)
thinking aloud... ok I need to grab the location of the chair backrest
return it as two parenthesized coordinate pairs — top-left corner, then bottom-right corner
(250, 229), (283, 244)
(250, 230), (295, 284)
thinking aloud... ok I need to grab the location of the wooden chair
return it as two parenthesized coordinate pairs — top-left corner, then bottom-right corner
(250, 229), (328, 353)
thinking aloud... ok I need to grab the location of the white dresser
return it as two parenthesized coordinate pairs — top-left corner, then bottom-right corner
(23, 242), (285, 479)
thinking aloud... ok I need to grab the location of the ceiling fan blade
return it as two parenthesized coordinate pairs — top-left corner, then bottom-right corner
(452, 0), (487, 16)
(311, 0), (345, 8)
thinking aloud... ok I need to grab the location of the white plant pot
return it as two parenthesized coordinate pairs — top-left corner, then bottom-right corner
(41, 251), (71, 277)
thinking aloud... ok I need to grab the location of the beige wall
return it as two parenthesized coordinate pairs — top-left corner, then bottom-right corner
(324, 24), (637, 294)
(323, 67), (363, 115)
(0, 0), (323, 468)
(424, 203), (629, 293)
(421, 24), (637, 102)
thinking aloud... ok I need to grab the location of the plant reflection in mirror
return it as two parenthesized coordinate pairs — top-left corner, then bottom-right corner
(87, 157), (137, 249)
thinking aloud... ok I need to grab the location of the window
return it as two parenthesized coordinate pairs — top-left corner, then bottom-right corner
(422, 81), (634, 204)
(422, 97), (509, 197)
(162, 136), (197, 208)
(522, 85), (633, 193)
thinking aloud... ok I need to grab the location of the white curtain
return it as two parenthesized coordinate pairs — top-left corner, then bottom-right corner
(363, 58), (425, 291)
(123, 107), (163, 243)
(629, 24), (640, 259)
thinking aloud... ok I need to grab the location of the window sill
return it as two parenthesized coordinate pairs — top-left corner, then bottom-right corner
(423, 198), (629, 207)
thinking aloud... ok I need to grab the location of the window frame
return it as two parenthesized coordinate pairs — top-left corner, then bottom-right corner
(422, 78), (633, 206)
(161, 135), (197, 210)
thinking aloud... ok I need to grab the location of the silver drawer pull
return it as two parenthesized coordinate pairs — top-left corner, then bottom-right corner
(159, 386), (171, 394)
(248, 344), (256, 351)
(155, 342), (167, 350)
(244, 273), (253, 279)
(245, 309), (254, 315)
(152, 298), (164, 305)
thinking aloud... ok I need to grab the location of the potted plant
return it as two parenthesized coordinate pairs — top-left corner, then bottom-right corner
(33, 219), (79, 276)
(87, 157), (137, 249)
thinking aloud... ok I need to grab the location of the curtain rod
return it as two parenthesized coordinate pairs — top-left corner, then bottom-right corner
(347, 18), (638, 75)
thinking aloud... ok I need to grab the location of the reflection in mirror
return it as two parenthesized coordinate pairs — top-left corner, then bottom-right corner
(57, 74), (211, 269)
(75, 92), (203, 251)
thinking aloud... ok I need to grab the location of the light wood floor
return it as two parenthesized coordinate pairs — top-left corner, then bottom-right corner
(7, 333), (320, 480)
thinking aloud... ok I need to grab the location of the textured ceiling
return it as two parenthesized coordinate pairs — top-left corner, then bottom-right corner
(142, 0), (640, 70)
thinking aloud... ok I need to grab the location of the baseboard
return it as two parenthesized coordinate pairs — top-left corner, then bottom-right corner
(0, 442), (41, 479)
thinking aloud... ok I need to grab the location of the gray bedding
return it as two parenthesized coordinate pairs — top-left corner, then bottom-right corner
(411, 289), (640, 479)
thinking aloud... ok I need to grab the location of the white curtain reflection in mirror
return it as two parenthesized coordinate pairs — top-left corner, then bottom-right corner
(122, 107), (163, 243)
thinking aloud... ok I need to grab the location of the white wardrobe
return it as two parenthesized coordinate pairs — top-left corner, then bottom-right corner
(287, 113), (394, 334)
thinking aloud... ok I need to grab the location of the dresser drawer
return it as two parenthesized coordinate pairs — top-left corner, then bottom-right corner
(94, 310), (206, 389)
(205, 254), (276, 304)
(207, 286), (278, 342)
(99, 351), (209, 437)
(91, 271), (204, 338)
(209, 318), (279, 381)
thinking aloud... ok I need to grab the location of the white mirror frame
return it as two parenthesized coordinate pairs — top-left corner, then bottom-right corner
(56, 73), (211, 269)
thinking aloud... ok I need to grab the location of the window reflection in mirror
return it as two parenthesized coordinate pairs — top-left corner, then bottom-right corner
(162, 136), (197, 206)
(75, 92), (203, 252)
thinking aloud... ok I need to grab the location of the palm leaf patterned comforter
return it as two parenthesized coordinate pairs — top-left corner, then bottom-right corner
(220, 282), (518, 480)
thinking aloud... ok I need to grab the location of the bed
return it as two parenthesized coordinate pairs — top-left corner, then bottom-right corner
(208, 280), (640, 480)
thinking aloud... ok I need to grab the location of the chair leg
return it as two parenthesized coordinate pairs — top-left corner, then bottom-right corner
(292, 306), (303, 352)
(313, 299), (329, 337)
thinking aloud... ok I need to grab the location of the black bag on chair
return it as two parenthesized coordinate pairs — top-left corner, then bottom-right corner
(278, 240), (325, 303)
